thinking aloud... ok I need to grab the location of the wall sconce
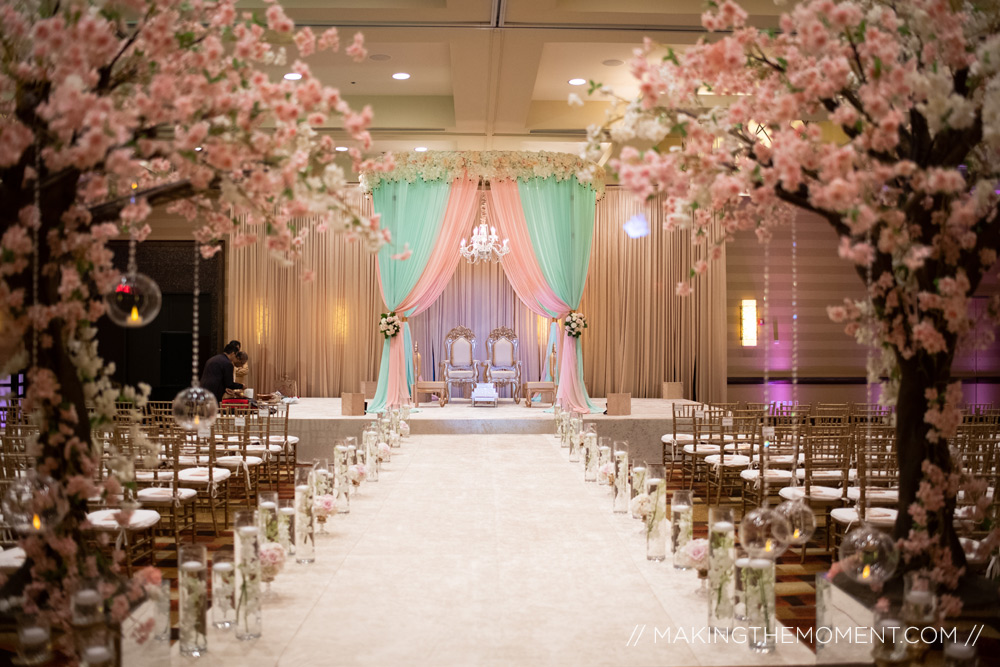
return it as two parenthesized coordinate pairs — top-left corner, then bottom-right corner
(740, 299), (758, 347)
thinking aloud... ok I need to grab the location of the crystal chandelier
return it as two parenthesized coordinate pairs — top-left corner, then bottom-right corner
(459, 195), (510, 264)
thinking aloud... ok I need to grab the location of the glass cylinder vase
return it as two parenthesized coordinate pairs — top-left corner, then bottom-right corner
(234, 510), (262, 640)
(630, 465), (648, 519)
(334, 445), (351, 514)
(583, 432), (598, 482)
(178, 544), (208, 656)
(212, 552), (236, 630)
(743, 558), (776, 653)
(278, 499), (295, 556)
(671, 490), (693, 569)
(258, 491), (279, 544)
(294, 467), (315, 564)
(568, 429), (581, 463)
(645, 465), (667, 561)
(363, 425), (379, 482)
(708, 507), (736, 632)
(612, 442), (630, 514)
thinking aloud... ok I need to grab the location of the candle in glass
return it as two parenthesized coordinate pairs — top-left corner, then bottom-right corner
(278, 499), (296, 555)
(212, 555), (236, 630)
(612, 442), (630, 514)
(178, 544), (208, 657)
(234, 511), (262, 641)
(645, 468), (668, 561)
(258, 491), (279, 544)
(708, 507), (736, 631)
(671, 490), (694, 569)
(294, 467), (315, 564)
(16, 615), (50, 666)
(81, 645), (113, 667)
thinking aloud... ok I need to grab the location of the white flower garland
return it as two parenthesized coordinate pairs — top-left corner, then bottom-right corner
(359, 150), (606, 199)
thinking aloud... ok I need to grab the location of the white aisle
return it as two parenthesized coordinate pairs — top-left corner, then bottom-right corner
(153, 434), (817, 666)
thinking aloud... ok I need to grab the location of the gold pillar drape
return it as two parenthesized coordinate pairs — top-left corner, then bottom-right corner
(226, 186), (727, 401)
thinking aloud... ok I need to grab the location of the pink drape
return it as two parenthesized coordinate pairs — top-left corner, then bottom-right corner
(486, 181), (569, 318)
(382, 176), (481, 407)
(558, 333), (589, 413)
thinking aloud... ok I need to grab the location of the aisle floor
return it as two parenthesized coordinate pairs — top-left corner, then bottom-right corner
(134, 434), (818, 666)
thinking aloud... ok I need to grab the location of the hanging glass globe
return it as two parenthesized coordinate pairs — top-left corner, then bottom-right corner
(2, 475), (66, 533)
(838, 524), (899, 585)
(739, 506), (792, 559)
(105, 272), (162, 328)
(172, 386), (218, 431)
(776, 498), (817, 546)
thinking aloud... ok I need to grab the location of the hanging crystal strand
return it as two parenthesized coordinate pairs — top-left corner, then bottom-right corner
(192, 243), (200, 386)
(790, 217), (799, 480)
(863, 230), (875, 523)
(761, 235), (771, 506)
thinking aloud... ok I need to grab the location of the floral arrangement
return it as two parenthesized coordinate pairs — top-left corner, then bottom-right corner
(630, 493), (652, 520)
(399, 421), (410, 437)
(379, 312), (402, 339)
(377, 442), (392, 462)
(583, 0), (1000, 605)
(597, 462), (615, 486)
(709, 529), (736, 622)
(0, 0), (387, 657)
(347, 464), (368, 486)
(564, 312), (588, 338)
(236, 530), (261, 638)
(360, 150), (605, 198)
(259, 542), (286, 582)
(313, 494), (336, 519)
(677, 538), (710, 572)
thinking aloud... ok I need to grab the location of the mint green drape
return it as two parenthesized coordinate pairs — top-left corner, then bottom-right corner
(519, 177), (599, 412)
(368, 178), (453, 413)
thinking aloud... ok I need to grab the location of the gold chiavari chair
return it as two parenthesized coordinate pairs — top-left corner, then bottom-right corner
(169, 426), (232, 536)
(740, 408), (802, 513)
(135, 428), (198, 553)
(266, 403), (298, 486)
(662, 403), (697, 484)
(845, 423), (898, 508)
(679, 406), (728, 491)
(214, 405), (264, 508)
(704, 408), (755, 505)
(829, 424), (899, 550)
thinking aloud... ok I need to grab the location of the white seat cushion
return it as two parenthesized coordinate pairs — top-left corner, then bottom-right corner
(0, 547), (26, 573)
(740, 468), (793, 482)
(137, 487), (198, 503)
(795, 469), (857, 481)
(178, 455), (212, 465)
(704, 454), (751, 468)
(768, 453), (805, 465)
(178, 467), (232, 483)
(87, 509), (161, 531)
(217, 455), (263, 467)
(269, 435), (300, 445)
(447, 369), (476, 379)
(779, 485), (842, 503)
(228, 443), (283, 454)
(490, 370), (517, 379)
(723, 442), (755, 453)
(829, 506), (897, 528)
(683, 443), (721, 455)
(661, 433), (695, 444)
(135, 470), (174, 482)
(845, 487), (899, 504)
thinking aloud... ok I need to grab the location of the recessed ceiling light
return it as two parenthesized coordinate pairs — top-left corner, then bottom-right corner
(369, 53), (391, 61)
(335, 146), (349, 152)
(414, 147), (428, 152)
(392, 72), (411, 80)
(194, 146), (203, 152)
(602, 59), (623, 67)
(568, 78), (586, 86)
(283, 72), (302, 81)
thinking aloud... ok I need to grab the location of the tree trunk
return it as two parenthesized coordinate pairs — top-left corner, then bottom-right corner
(893, 353), (966, 570)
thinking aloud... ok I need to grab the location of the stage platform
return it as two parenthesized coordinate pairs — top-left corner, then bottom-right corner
(289, 397), (696, 464)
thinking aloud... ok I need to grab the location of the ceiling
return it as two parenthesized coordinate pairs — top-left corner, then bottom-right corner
(251, 0), (786, 158)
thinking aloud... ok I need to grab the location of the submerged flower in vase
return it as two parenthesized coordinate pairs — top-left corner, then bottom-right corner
(630, 493), (652, 520)
(597, 462), (615, 486)
(677, 538), (710, 570)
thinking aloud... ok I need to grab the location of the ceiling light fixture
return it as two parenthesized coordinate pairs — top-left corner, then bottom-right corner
(283, 72), (302, 81)
(602, 59), (624, 67)
(414, 147), (428, 152)
(335, 146), (349, 152)
(369, 54), (391, 61)
(392, 72), (411, 80)
(568, 78), (586, 86)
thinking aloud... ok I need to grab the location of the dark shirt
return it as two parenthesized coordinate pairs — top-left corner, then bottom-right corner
(201, 353), (243, 402)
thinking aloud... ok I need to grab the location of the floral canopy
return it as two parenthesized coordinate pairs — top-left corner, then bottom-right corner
(360, 150), (604, 413)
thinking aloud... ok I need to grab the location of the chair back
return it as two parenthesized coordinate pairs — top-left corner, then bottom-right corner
(487, 327), (518, 369)
(445, 326), (476, 368)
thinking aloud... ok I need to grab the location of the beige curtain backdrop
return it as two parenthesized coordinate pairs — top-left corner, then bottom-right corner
(226, 186), (728, 402)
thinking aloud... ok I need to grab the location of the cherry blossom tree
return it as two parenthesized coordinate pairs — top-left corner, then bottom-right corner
(0, 0), (390, 654)
(584, 0), (1000, 592)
